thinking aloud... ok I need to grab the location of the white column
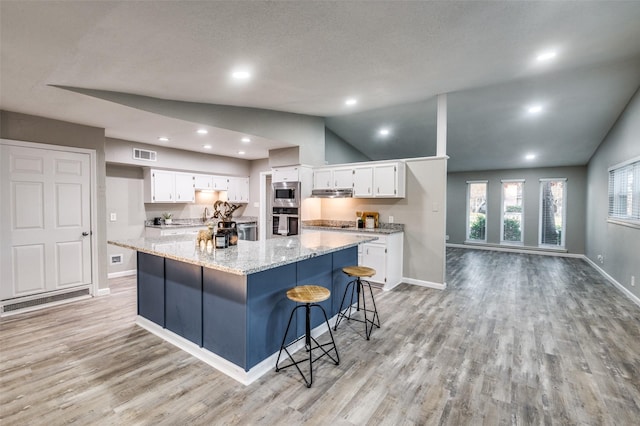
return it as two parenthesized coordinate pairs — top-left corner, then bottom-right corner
(436, 93), (447, 157)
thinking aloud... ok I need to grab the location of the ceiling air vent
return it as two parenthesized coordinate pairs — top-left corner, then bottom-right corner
(133, 148), (157, 161)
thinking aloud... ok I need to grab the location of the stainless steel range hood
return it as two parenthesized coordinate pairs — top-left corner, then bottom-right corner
(310, 188), (353, 198)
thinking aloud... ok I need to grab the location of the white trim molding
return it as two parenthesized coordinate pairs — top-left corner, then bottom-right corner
(136, 311), (342, 386)
(583, 257), (640, 308)
(448, 243), (583, 258)
(402, 277), (447, 290)
(107, 269), (137, 279)
(96, 288), (111, 296)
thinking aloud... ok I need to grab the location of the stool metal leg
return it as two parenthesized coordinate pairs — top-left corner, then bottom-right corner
(334, 276), (381, 340)
(275, 303), (340, 388)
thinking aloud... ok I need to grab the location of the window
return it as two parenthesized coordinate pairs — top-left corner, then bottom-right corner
(539, 179), (566, 248)
(501, 180), (524, 243)
(466, 181), (487, 242)
(609, 157), (640, 226)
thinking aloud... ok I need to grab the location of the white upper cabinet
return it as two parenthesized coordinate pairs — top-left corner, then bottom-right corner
(352, 167), (374, 197)
(313, 167), (353, 190)
(194, 174), (229, 191)
(144, 169), (194, 203)
(313, 169), (333, 189)
(149, 169), (175, 202)
(212, 176), (228, 191)
(272, 166), (300, 183)
(193, 174), (213, 190)
(352, 161), (405, 198)
(333, 168), (353, 189)
(174, 172), (195, 202)
(227, 177), (250, 203)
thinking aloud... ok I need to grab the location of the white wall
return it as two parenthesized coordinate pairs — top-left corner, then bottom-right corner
(319, 157), (447, 285)
(325, 127), (370, 165)
(447, 166), (588, 254)
(106, 137), (251, 175)
(586, 87), (640, 300)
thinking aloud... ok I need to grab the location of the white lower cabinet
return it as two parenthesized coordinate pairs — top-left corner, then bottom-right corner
(356, 232), (403, 290)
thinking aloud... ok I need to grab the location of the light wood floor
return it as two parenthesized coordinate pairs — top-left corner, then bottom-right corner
(2, 248), (640, 425)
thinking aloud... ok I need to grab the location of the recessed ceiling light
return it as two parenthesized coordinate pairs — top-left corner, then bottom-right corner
(527, 105), (543, 114)
(203, 145), (212, 149)
(197, 129), (208, 135)
(232, 70), (251, 80)
(525, 153), (536, 160)
(241, 137), (251, 143)
(379, 128), (390, 136)
(238, 151), (246, 155)
(536, 50), (557, 62)
(345, 98), (357, 106)
(158, 137), (170, 142)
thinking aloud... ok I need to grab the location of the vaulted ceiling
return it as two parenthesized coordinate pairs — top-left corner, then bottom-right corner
(1, 1), (639, 171)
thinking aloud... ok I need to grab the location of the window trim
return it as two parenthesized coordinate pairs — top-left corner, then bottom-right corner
(608, 155), (640, 226)
(465, 180), (488, 243)
(500, 179), (525, 244)
(538, 178), (567, 248)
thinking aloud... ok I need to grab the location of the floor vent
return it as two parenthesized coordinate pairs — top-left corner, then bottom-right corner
(2, 288), (90, 313)
(133, 148), (157, 161)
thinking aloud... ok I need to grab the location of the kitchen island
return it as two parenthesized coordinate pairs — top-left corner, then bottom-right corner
(109, 231), (376, 384)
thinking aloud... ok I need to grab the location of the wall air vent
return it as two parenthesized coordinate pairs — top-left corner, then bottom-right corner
(133, 148), (157, 162)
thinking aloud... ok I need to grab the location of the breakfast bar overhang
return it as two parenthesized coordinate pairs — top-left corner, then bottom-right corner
(109, 231), (376, 384)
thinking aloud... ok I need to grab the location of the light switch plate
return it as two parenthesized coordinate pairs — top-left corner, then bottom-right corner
(110, 212), (117, 222)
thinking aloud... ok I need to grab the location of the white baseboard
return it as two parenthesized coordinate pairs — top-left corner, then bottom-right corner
(447, 243), (584, 258)
(583, 257), (640, 308)
(136, 313), (340, 386)
(402, 277), (446, 290)
(108, 269), (137, 279)
(96, 288), (111, 296)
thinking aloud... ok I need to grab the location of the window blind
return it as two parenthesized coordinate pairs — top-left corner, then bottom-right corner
(608, 159), (640, 222)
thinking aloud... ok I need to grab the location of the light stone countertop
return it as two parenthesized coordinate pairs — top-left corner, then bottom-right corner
(109, 231), (377, 276)
(301, 224), (404, 235)
(145, 216), (257, 229)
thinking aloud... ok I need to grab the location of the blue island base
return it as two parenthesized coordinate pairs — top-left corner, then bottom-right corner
(136, 246), (357, 385)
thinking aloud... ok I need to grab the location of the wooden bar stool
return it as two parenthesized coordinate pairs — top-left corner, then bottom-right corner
(275, 285), (340, 388)
(334, 266), (380, 340)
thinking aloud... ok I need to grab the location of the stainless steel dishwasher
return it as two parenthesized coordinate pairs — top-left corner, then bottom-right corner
(237, 222), (258, 241)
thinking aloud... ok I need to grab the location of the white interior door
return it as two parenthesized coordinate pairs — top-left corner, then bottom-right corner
(0, 144), (92, 300)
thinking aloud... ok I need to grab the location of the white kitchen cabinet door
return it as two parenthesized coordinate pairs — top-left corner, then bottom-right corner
(374, 164), (397, 197)
(352, 167), (373, 197)
(151, 170), (175, 202)
(194, 174), (213, 190)
(227, 177), (249, 203)
(313, 169), (332, 189)
(174, 172), (195, 203)
(212, 176), (228, 191)
(361, 243), (387, 284)
(333, 168), (353, 189)
(272, 166), (299, 183)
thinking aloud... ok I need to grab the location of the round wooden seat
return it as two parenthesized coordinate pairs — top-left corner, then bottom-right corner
(342, 265), (376, 278)
(287, 285), (330, 304)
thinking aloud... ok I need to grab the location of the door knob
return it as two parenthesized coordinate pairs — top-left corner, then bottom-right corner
(82, 232), (89, 236)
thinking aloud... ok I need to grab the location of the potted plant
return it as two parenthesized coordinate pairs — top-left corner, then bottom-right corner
(162, 212), (173, 225)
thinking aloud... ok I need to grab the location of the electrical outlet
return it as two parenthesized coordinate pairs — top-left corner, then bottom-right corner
(446, 234), (450, 241)
(597, 254), (604, 264)
(388, 216), (394, 223)
(632, 276), (636, 287)
(110, 212), (117, 222)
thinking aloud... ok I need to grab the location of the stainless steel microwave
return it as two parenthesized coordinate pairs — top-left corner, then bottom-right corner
(273, 181), (300, 208)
